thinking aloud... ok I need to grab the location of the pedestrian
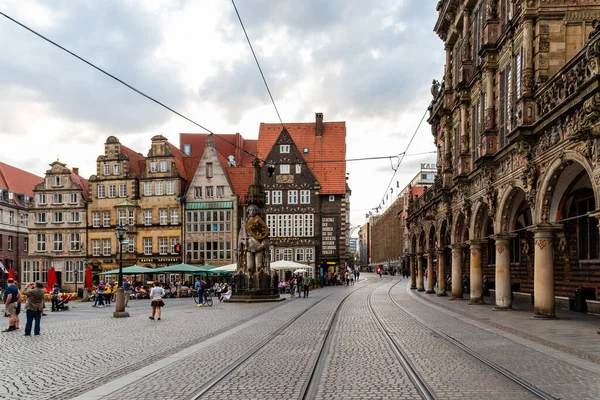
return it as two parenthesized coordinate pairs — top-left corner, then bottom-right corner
(51, 283), (60, 312)
(302, 274), (309, 298)
(123, 277), (132, 307)
(219, 286), (232, 302)
(149, 282), (165, 320)
(483, 275), (490, 297)
(23, 282), (45, 336)
(104, 282), (112, 305)
(194, 277), (204, 306)
(93, 282), (106, 307)
(2, 278), (19, 333)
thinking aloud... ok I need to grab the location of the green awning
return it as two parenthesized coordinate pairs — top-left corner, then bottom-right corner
(186, 201), (233, 210)
(100, 265), (154, 275)
(153, 263), (204, 273)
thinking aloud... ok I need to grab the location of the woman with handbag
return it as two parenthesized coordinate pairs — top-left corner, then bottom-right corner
(149, 282), (165, 320)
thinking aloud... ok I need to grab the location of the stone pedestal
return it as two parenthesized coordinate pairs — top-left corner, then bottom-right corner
(426, 250), (435, 294)
(493, 235), (514, 310)
(113, 288), (130, 318)
(437, 249), (447, 296)
(417, 254), (425, 291)
(230, 270), (283, 302)
(468, 240), (485, 305)
(450, 244), (463, 300)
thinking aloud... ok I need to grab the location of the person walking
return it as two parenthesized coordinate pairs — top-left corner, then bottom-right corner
(93, 282), (106, 307)
(194, 277), (204, 306)
(302, 274), (309, 298)
(2, 278), (19, 333)
(23, 282), (45, 336)
(104, 283), (112, 305)
(123, 277), (132, 307)
(149, 282), (165, 320)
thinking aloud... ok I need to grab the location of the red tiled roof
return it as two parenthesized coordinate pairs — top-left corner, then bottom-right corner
(120, 145), (145, 177)
(179, 133), (258, 166)
(227, 166), (254, 199)
(257, 122), (347, 194)
(0, 161), (43, 197)
(69, 169), (90, 201)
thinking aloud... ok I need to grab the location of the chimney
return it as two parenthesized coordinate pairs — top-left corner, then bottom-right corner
(315, 112), (324, 137)
(72, 167), (79, 175)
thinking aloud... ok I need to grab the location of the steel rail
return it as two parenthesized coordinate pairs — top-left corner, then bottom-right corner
(367, 286), (436, 400)
(388, 283), (560, 400)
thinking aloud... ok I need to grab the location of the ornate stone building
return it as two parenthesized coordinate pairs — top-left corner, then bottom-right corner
(0, 162), (41, 286)
(23, 161), (88, 291)
(184, 138), (239, 266)
(407, 1), (600, 317)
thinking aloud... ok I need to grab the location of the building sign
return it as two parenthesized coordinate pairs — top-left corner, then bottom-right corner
(321, 216), (339, 259)
(420, 163), (436, 169)
(138, 257), (181, 264)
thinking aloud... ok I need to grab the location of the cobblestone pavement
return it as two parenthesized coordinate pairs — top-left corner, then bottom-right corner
(2, 275), (599, 400)
(396, 282), (600, 400)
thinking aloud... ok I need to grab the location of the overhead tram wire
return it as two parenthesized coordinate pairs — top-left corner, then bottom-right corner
(375, 107), (429, 213)
(231, 0), (284, 128)
(0, 10), (260, 160)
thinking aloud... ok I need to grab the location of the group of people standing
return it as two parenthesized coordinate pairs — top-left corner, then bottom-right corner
(284, 274), (310, 298)
(2, 278), (46, 336)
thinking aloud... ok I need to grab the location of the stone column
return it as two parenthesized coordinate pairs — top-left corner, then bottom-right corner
(460, 103), (469, 154)
(521, 18), (534, 98)
(532, 226), (560, 318)
(417, 254), (425, 292)
(450, 244), (463, 300)
(410, 254), (417, 289)
(437, 249), (447, 296)
(468, 240), (486, 305)
(485, 69), (495, 129)
(493, 235), (513, 310)
(426, 250), (435, 294)
(445, 45), (452, 84)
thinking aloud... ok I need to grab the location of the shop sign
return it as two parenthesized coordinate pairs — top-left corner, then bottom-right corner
(321, 216), (339, 258)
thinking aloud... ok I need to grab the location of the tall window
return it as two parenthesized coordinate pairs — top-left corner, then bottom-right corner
(53, 193), (63, 204)
(280, 164), (290, 174)
(119, 184), (127, 197)
(283, 248), (292, 261)
(128, 209), (135, 225)
(267, 214), (276, 237)
(170, 237), (178, 254)
(65, 261), (75, 283)
(113, 164), (120, 175)
(53, 233), (63, 251)
(300, 190), (310, 204)
(38, 194), (47, 204)
(70, 193), (78, 203)
(499, 61), (512, 149)
(53, 212), (63, 223)
(205, 186), (214, 197)
(206, 163), (213, 178)
(108, 184), (116, 198)
(92, 212), (100, 227)
(159, 238), (168, 255)
(171, 208), (179, 225)
(216, 186), (225, 197)
(103, 239), (111, 256)
(36, 212), (46, 224)
(306, 248), (314, 262)
(155, 181), (164, 196)
(294, 214), (303, 236)
(70, 211), (80, 223)
(150, 161), (158, 173)
(265, 191), (270, 205)
(37, 234), (46, 252)
(104, 164), (111, 175)
(304, 214), (314, 237)
(159, 209), (168, 225)
(295, 248), (304, 262)
(160, 161), (168, 172)
(194, 187), (202, 199)
(272, 191), (282, 204)
(118, 210), (127, 226)
(144, 238), (152, 255)
(70, 233), (80, 251)
(97, 185), (105, 198)
(166, 181), (175, 195)
(127, 236), (135, 253)
(103, 211), (111, 227)
(295, 164), (301, 174)
(144, 182), (152, 196)
(92, 239), (100, 256)
(515, 49), (522, 102)
(144, 210), (152, 225)
(288, 190), (298, 204)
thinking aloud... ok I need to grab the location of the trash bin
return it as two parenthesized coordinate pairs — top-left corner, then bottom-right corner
(574, 288), (587, 312)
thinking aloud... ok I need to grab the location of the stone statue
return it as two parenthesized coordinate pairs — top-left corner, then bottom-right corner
(238, 204), (270, 275)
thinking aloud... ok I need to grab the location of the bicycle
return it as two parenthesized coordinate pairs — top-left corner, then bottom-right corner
(192, 289), (213, 307)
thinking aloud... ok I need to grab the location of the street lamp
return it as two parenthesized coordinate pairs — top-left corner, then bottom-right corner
(113, 225), (129, 318)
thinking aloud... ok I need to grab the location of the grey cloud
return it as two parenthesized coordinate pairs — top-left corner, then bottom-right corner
(0, 0), (185, 134)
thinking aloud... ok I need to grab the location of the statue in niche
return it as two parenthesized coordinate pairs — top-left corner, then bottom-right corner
(238, 204), (270, 275)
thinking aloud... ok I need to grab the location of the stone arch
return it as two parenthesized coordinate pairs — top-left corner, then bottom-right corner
(497, 185), (532, 234)
(536, 151), (598, 223)
(428, 223), (437, 250)
(471, 201), (490, 239)
(451, 211), (468, 244)
(418, 229), (426, 253)
(439, 218), (450, 248)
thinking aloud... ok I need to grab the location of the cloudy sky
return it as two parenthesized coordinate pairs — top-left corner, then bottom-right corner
(0, 0), (443, 230)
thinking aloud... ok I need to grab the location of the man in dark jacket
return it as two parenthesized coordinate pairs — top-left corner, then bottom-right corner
(23, 282), (45, 336)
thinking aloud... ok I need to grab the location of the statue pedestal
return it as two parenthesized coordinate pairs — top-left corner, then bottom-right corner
(229, 271), (284, 303)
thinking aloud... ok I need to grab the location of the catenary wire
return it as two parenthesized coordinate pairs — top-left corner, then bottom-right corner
(0, 10), (262, 160)
(375, 107), (429, 213)
(231, 0), (284, 128)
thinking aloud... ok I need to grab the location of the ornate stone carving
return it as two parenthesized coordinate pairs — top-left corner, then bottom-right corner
(431, 79), (440, 98)
(580, 92), (600, 133)
(520, 156), (538, 211)
(487, 0), (498, 19)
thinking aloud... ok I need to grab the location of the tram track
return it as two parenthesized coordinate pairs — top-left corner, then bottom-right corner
(189, 280), (379, 400)
(382, 281), (559, 400)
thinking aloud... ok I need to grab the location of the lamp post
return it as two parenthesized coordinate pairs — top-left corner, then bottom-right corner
(113, 225), (129, 318)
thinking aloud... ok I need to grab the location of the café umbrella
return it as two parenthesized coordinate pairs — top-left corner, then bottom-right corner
(46, 267), (57, 292)
(85, 267), (93, 290)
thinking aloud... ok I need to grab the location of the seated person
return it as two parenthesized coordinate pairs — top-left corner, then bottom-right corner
(219, 286), (232, 303)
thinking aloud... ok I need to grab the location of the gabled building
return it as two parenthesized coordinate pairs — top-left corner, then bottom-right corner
(23, 161), (89, 291)
(260, 128), (320, 277)
(0, 162), (42, 286)
(184, 138), (238, 266)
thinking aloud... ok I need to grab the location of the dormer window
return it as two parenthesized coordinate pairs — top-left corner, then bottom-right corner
(150, 162), (158, 173)
(104, 164), (111, 176)
(113, 164), (120, 175)
(160, 161), (168, 172)
(280, 145), (290, 153)
(53, 176), (62, 187)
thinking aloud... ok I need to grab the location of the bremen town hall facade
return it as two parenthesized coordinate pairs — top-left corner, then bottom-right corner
(407, 0), (600, 318)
